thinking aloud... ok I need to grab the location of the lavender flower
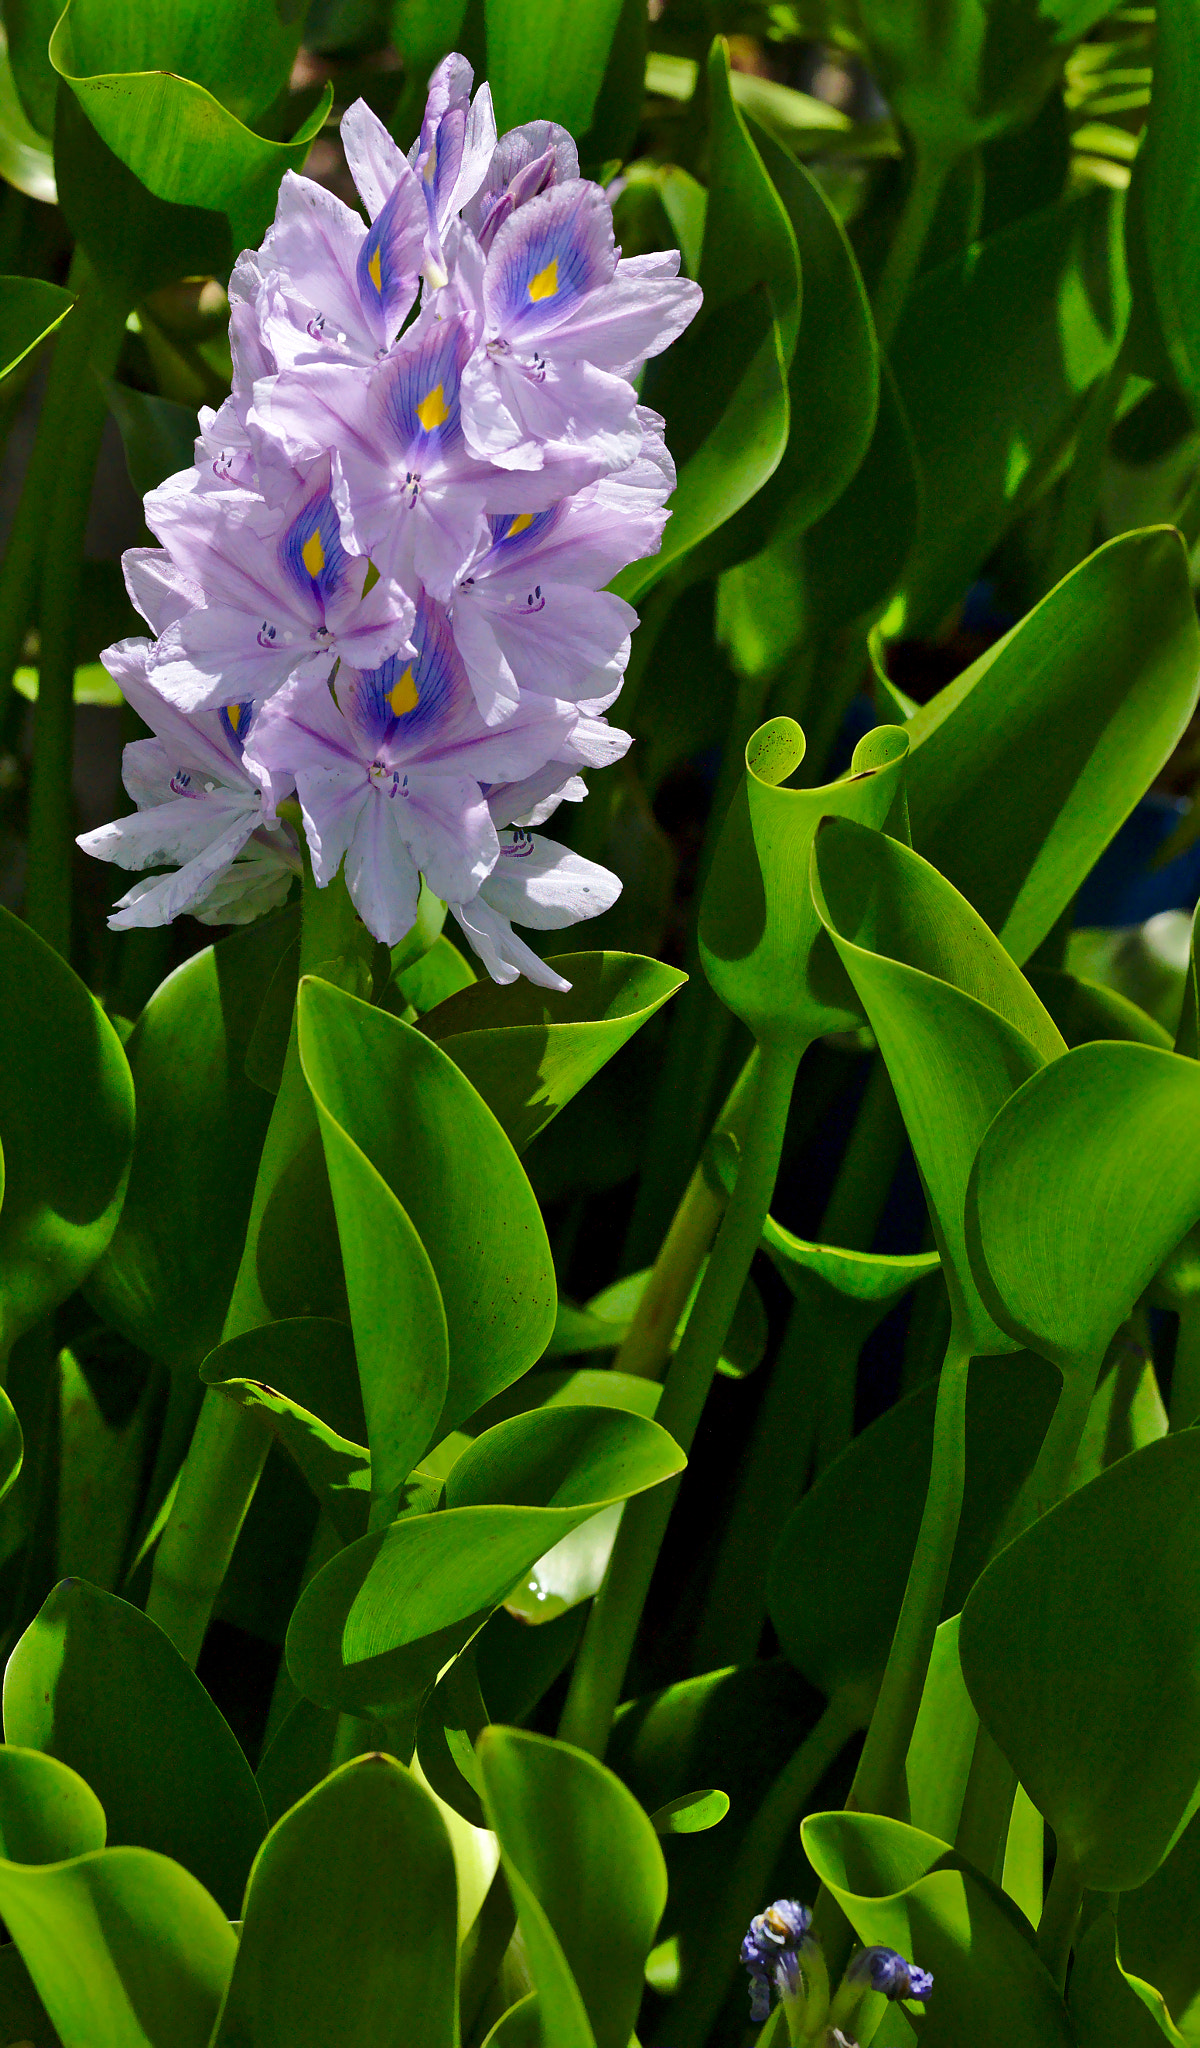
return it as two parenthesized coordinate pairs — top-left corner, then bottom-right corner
(846, 1946), (934, 2001)
(77, 49), (702, 987)
(741, 1900), (813, 2025)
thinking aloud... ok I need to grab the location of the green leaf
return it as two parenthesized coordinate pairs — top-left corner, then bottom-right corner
(0, 1746), (106, 1863)
(1027, 967), (1173, 1051)
(796, 356), (921, 645)
(212, 1754), (458, 2048)
(966, 1042), (1200, 1367)
(420, 952), (686, 1153)
(892, 190), (1127, 634)
(87, 909), (297, 1372)
(0, 276), (73, 379)
(698, 41), (801, 366)
(390, 932), (474, 1015)
(287, 1408), (683, 1714)
(0, 1939), (59, 2047)
(699, 719), (910, 1055)
(903, 530), (1200, 966)
(812, 818), (1064, 1348)
(0, 42), (56, 200)
(1099, 1800), (1200, 2043)
(764, 1221), (939, 1309)
(960, 1431), (1200, 1890)
(200, 1319), (371, 1542)
(854, 0), (1113, 156)
(767, 1356), (1059, 1717)
(297, 976), (554, 1435)
(0, 1384), (23, 1506)
(905, 1616), (978, 1845)
(4, 0), (62, 136)
(1132, 0), (1200, 411)
(4, 1580), (267, 1915)
(717, 121), (878, 557)
(485, 0), (624, 134)
(615, 39), (801, 599)
(0, 1845), (235, 2048)
(649, 1788), (729, 1835)
(0, 904), (134, 1358)
(103, 380), (198, 499)
(803, 1810), (1072, 2047)
(51, 0), (331, 267)
(478, 1726), (666, 2048)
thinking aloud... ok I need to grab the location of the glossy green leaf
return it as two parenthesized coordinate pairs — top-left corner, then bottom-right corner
(200, 1319), (371, 1542)
(905, 1616), (978, 1845)
(0, 1383), (23, 1506)
(0, 1746), (106, 1863)
(478, 1726), (666, 2048)
(0, 1939), (58, 2047)
(719, 122), (878, 556)
(391, 932), (474, 1015)
(697, 41), (801, 365)
(0, 41), (55, 200)
(485, 0), (624, 134)
(903, 530), (1200, 966)
(1027, 967), (1173, 1051)
(700, 719), (909, 1054)
(967, 1043), (1200, 1367)
(1133, 0), (1200, 411)
(4, 1580), (267, 1915)
(812, 818), (1064, 1347)
(960, 1431), (1200, 1889)
(892, 190), (1126, 634)
(650, 1788), (729, 1835)
(767, 1356), (1058, 1716)
(0, 904), (134, 1358)
(5, 0), (62, 136)
(0, 1845), (235, 2048)
(764, 1219), (939, 1307)
(51, 1), (331, 262)
(300, 1022), (449, 1497)
(87, 909), (296, 1372)
(421, 952), (686, 1153)
(803, 1810), (1072, 2047)
(212, 1754), (458, 2048)
(297, 976), (554, 1434)
(287, 1408), (683, 1713)
(54, 83), (230, 301)
(1069, 1909), (1182, 2048)
(1076, 1801), (1200, 2044)
(0, 275), (72, 378)
(614, 40), (800, 600)
(104, 380), (197, 499)
(795, 355), (921, 647)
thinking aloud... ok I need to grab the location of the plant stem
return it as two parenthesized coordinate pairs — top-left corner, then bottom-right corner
(871, 141), (955, 351)
(844, 1320), (972, 1819)
(23, 261), (128, 955)
(664, 1695), (857, 2048)
(1037, 1844), (1082, 1990)
(614, 1050), (759, 1380)
(558, 1039), (803, 1757)
(991, 1350), (1102, 1554)
(144, 865), (366, 1663)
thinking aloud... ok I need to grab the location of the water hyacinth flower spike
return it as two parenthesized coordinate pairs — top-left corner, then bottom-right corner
(741, 1900), (815, 2027)
(846, 1947), (934, 2001)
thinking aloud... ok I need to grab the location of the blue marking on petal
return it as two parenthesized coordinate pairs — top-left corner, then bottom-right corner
(356, 179), (420, 338)
(219, 701), (254, 755)
(380, 320), (468, 466)
(278, 485), (348, 613)
(488, 190), (610, 335)
(483, 505), (563, 561)
(350, 594), (469, 753)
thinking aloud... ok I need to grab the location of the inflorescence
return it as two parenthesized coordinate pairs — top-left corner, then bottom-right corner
(741, 1898), (933, 2045)
(79, 53), (701, 990)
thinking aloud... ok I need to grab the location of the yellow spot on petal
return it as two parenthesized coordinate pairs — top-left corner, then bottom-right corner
(417, 382), (449, 431)
(528, 258), (558, 302)
(226, 703), (242, 732)
(368, 244), (383, 293)
(507, 512), (534, 537)
(388, 664), (419, 716)
(301, 527), (325, 578)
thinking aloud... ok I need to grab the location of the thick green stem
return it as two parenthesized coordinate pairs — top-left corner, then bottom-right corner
(614, 1051), (759, 1381)
(688, 1295), (821, 1674)
(1037, 1844), (1083, 1991)
(145, 865), (366, 1662)
(992, 1350), (1102, 1555)
(871, 141), (955, 351)
(558, 1039), (803, 1756)
(845, 1322), (972, 1819)
(664, 1696), (856, 2048)
(24, 262), (128, 955)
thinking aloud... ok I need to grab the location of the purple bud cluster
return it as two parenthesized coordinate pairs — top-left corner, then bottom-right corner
(740, 1900), (934, 2035)
(80, 55), (701, 989)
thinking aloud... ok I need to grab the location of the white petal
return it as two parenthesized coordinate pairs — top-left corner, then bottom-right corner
(344, 795), (422, 945)
(481, 833), (621, 929)
(452, 894), (572, 991)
